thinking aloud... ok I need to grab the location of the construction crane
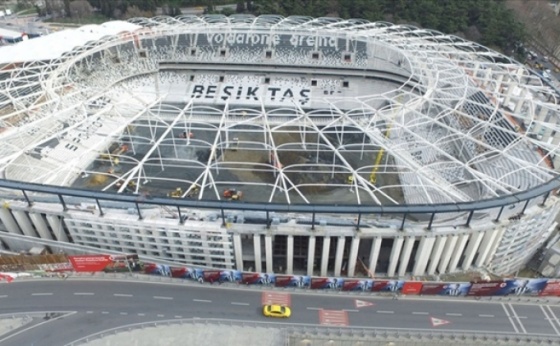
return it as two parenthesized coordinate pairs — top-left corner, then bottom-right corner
(369, 124), (392, 185)
(370, 96), (402, 184)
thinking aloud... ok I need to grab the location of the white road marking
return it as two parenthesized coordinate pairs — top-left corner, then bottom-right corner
(412, 312), (429, 315)
(157, 314), (165, 318)
(377, 311), (394, 314)
(541, 305), (560, 335)
(306, 307), (322, 311)
(174, 315), (182, 318)
(502, 303), (527, 334)
(138, 313), (145, 316)
(343, 309), (359, 312)
(508, 304), (527, 334)
(120, 312), (128, 315)
(446, 313), (463, 316)
(86, 311), (93, 314)
(74, 292), (94, 296)
(114, 293), (133, 297)
(101, 311), (109, 314)
(479, 314), (494, 318)
(193, 299), (211, 303)
(153, 296), (173, 300)
(231, 302), (250, 306)
(0, 295), (6, 298)
(31, 293), (53, 296)
(501, 303), (519, 334)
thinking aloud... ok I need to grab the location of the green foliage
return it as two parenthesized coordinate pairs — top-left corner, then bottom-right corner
(250, 0), (525, 54)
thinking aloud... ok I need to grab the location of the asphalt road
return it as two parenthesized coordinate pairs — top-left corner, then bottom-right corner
(0, 278), (560, 345)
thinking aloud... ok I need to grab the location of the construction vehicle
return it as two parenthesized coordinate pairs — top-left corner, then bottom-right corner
(100, 144), (128, 160)
(186, 184), (200, 198)
(168, 187), (183, 198)
(223, 188), (243, 201)
(115, 180), (137, 193)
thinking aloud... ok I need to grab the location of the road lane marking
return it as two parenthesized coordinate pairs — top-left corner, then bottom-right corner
(101, 311), (109, 314)
(412, 312), (429, 315)
(114, 293), (133, 297)
(193, 299), (212, 303)
(377, 311), (394, 314)
(138, 313), (145, 316)
(502, 303), (527, 334)
(343, 309), (359, 312)
(479, 314), (494, 318)
(231, 302), (250, 306)
(262, 291), (291, 306)
(508, 304), (527, 334)
(501, 303), (519, 334)
(86, 311), (93, 314)
(0, 295), (6, 298)
(174, 315), (182, 318)
(319, 310), (349, 326)
(153, 296), (173, 300)
(542, 305), (560, 335)
(74, 292), (94, 296)
(446, 313), (462, 316)
(31, 293), (53, 296)
(307, 307), (322, 311)
(157, 314), (165, 318)
(120, 312), (128, 315)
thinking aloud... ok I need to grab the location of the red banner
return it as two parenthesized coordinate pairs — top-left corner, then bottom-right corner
(401, 281), (423, 295)
(0, 273), (14, 283)
(68, 255), (113, 272)
(540, 280), (560, 297)
(466, 281), (509, 296)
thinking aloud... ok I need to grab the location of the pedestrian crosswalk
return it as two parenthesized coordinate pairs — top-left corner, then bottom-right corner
(319, 310), (349, 326)
(261, 291), (291, 306)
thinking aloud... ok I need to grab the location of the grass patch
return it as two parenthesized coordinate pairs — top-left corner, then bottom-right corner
(17, 8), (39, 16)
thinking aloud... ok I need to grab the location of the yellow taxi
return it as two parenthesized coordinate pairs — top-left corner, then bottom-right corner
(262, 304), (291, 318)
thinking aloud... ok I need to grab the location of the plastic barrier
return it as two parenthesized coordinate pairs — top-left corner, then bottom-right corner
(5, 252), (558, 298)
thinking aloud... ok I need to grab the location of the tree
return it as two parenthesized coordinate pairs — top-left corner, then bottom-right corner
(69, 0), (93, 20)
(236, 0), (245, 13)
(63, 0), (71, 17)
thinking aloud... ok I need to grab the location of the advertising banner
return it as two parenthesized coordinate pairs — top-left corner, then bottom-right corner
(104, 255), (142, 273)
(202, 270), (243, 283)
(540, 280), (560, 297)
(68, 255), (113, 272)
(242, 272), (276, 285)
(170, 267), (203, 281)
(420, 282), (471, 296)
(0, 273), (14, 283)
(310, 277), (344, 290)
(466, 281), (514, 296)
(143, 263), (172, 276)
(401, 281), (423, 295)
(274, 275), (310, 288)
(70, 254), (141, 273)
(342, 279), (373, 292)
(371, 280), (404, 292)
(507, 278), (549, 296)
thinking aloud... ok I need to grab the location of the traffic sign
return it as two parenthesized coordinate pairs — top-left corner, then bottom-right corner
(354, 299), (375, 308)
(430, 316), (451, 327)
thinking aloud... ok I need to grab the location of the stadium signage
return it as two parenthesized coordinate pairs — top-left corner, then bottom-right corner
(190, 84), (310, 105)
(206, 33), (338, 48)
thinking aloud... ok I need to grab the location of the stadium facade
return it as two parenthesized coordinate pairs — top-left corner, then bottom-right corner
(0, 15), (559, 278)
